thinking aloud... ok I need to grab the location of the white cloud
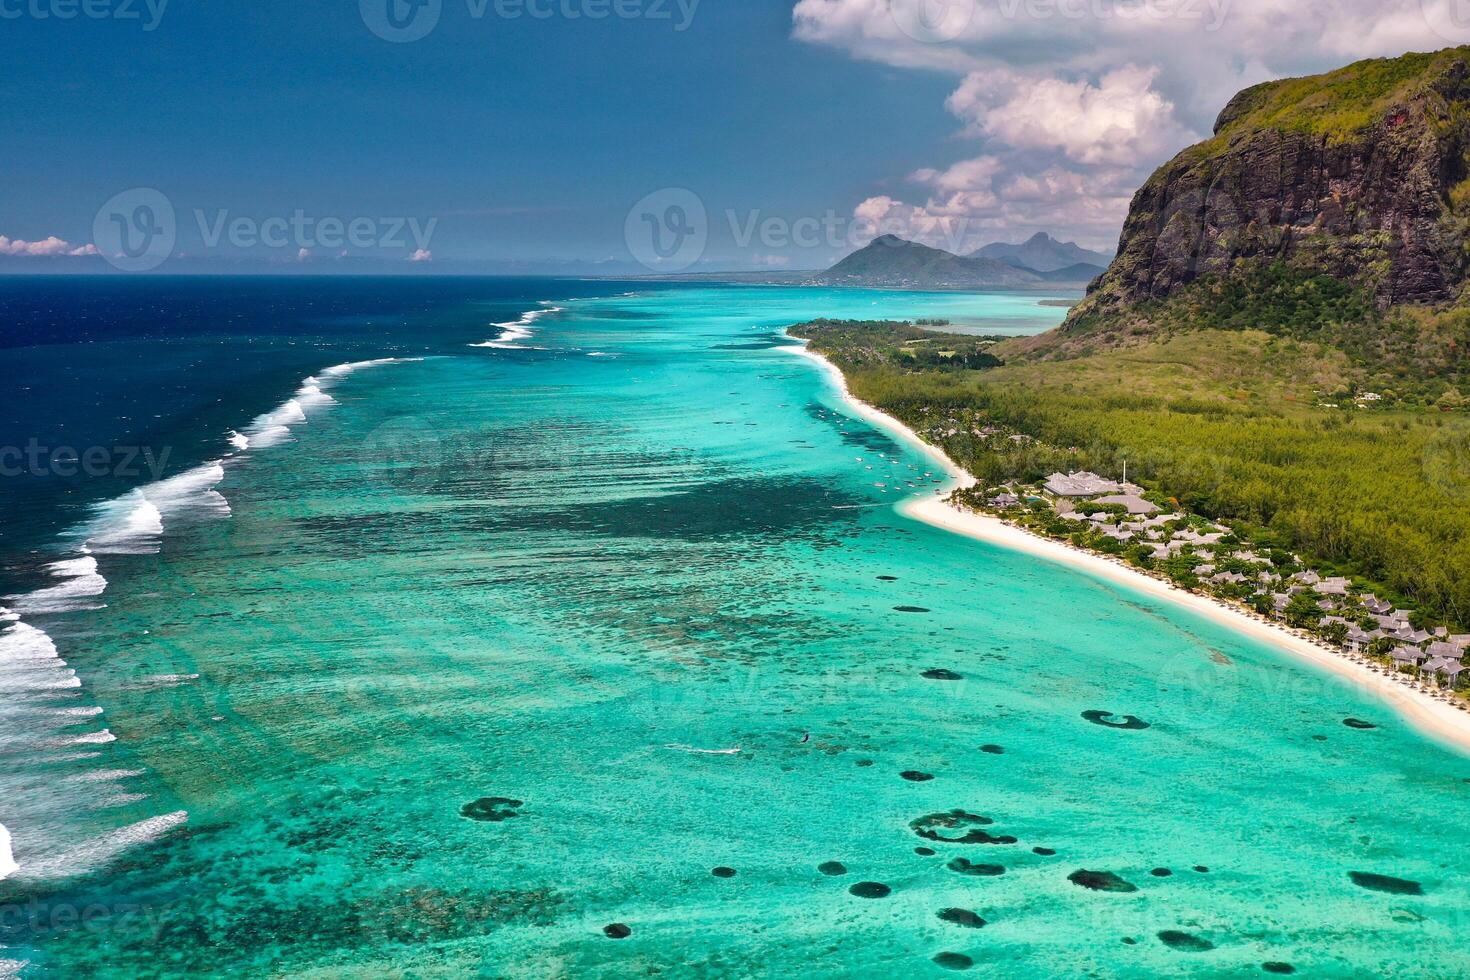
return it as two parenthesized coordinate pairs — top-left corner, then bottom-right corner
(856, 161), (1134, 252)
(948, 65), (1193, 167)
(0, 235), (99, 257)
(793, 0), (1464, 249)
(408, 249), (433, 262)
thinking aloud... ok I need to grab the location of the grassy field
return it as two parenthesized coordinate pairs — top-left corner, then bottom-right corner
(791, 319), (1470, 628)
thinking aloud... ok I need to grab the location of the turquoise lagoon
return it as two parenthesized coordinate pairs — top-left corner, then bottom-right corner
(3, 283), (1469, 977)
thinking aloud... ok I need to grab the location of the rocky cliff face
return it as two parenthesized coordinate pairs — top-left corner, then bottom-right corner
(1073, 47), (1470, 325)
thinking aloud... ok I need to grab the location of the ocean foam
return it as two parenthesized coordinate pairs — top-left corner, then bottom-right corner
(470, 304), (562, 348)
(0, 824), (15, 881)
(82, 461), (231, 556)
(6, 558), (107, 615)
(16, 810), (187, 882)
(231, 358), (417, 450)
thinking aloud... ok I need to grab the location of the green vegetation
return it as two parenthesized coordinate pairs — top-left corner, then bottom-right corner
(793, 319), (1005, 371)
(1190, 47), (1470, 149)
(792, 319), (1470, 628)
(1059, 263), (1470, 405)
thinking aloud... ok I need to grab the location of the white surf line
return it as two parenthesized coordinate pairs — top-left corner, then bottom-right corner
(783, 336), (1470, 756)
(0, 356), (421, 885)
(469, 302), (563, 349)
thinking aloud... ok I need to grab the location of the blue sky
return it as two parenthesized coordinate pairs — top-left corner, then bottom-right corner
(3, 0), (1465, 273)
(3, 1), (958, 272)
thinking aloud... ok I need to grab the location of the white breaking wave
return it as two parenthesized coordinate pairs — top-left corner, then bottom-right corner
(82, 461), (231, 556)
(5, 556), (107, 615)
(0, 824), (15, 881)
(470, 303), (562, 348)
(48, 728), (116, 747)
(12, 811), (187, 882)
(0, 355), (415, 892)
(238, 396), (312, 450)
(0, 619), (79, 693)
(230, 358), (418, 450)
(64, 768), (144, 783)
(319, 357), (412, 377)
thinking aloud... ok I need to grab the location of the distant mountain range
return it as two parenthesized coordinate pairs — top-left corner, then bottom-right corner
(970, 233), (1114, 274)
(814, 235), (1043, 289)
(624, 233), (1108, 290)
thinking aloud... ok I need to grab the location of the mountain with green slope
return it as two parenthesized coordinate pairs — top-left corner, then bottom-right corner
(972, 232), (1112, 274)
(1057, 45), (1470, 350)
(817, 235), (1043, 289)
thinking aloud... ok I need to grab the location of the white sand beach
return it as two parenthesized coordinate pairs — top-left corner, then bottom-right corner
(790, 341), (1470, 754)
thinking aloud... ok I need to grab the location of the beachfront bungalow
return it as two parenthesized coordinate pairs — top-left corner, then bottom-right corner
(1425, 641), (1461, 661)
(1295, 570), (1322, 586)
(1318, 577), (1350, 596)
(1345, 626), (1376, 652)
(1362, 597), (1393, 615)
(1426, 658), (1467, 688)
(1390, 648), (1426, 668)
(1211, 571), (1248, 586)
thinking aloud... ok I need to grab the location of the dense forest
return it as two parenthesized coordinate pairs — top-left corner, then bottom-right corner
(791, 318), (1470, 628)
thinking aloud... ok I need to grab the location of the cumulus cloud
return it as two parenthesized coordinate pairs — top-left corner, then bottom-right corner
(408, 249), (433, 262)
(947, 65), (1193, 167)
(0, 235), (99, 257)
(859, 160), (1138, 251)
(792, 0), (1463, 250)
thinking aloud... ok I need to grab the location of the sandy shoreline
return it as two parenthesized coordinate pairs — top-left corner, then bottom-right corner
(788, 341), (1470, 755)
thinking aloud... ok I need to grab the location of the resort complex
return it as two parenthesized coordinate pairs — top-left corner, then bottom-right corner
(970, 470), (1470, 698)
